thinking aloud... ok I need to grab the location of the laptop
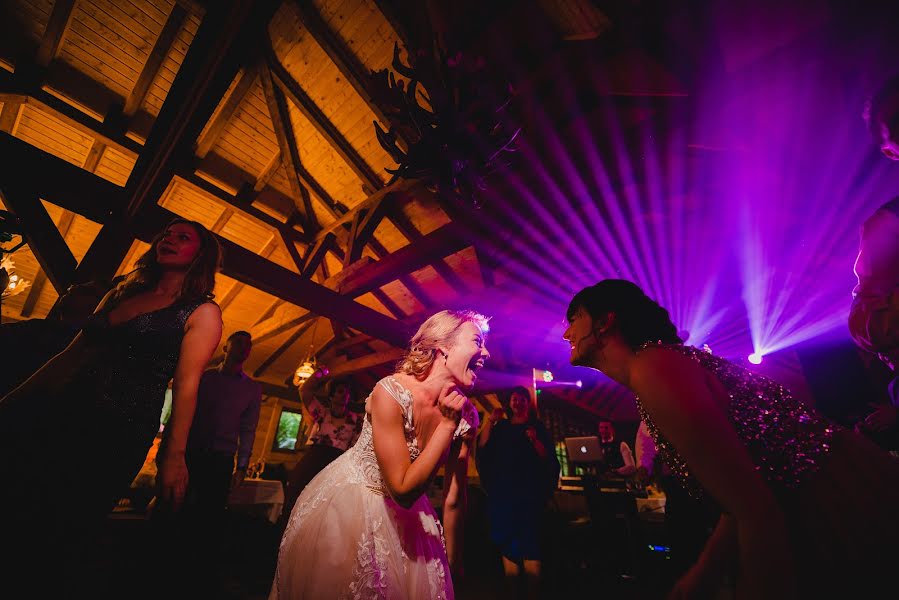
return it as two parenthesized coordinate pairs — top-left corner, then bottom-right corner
(564, 436), (604, 465)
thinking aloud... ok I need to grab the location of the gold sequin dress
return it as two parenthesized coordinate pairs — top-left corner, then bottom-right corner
(636, 344), (899, 597)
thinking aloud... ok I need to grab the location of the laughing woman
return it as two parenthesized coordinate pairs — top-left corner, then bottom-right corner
(563, 279), (899, 599)
(270, 310), (489, 600)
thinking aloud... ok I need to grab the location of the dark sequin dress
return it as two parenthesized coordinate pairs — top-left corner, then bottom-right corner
(0, 298), (209, 531)
(636, 343), (899, 597)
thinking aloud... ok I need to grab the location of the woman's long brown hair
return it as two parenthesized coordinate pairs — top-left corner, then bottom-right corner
(114, 218), (222, 303)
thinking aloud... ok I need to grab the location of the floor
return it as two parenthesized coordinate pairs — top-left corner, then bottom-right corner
(76, 500), (682, 600)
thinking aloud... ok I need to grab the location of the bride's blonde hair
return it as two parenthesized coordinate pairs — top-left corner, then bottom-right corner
(398, 310), (490, 378)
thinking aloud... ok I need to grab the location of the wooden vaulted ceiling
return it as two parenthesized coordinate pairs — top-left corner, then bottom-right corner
(0, 0), (685, 420)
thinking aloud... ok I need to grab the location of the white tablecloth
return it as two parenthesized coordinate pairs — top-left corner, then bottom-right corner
(228, 478), (285, 523)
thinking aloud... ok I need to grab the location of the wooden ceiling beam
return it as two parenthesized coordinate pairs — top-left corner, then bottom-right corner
(345, 191), (395, 264)
(258, 63), (317, 233)
(0, 98), (22, 134)
(301, 232), (335, 278)
(370, 288), (405, 318)
(178, 171), (308, 244)
(0, 132), (410, 345)
(371, 0), (412, 50)
(253, 318), (317, 378)
(122, 4), (189, 119)
(0, 90), (141, 155)
(328, 333), (375, 356)
(19, 209), (76, 318)
(124, 0), (281, 220)
(81, 139), (106, 173)
(326, 348), (406, 378)
(0, 183), (77, 294)
(195, 63), (259, 158)
(291, 0), (407, 149)
(35, 0), (76, 68)
(334, 222), (467, 298)
(253, 311), (318, 345)
(312, 178), (418, 243)
(253, 151), (281, 192)
(388, 209), (470, 293)
(266, 47), (384, 193)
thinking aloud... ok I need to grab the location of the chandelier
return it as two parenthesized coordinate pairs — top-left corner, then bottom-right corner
(1, 256), (30, 299)
(293, 341), (321, 387)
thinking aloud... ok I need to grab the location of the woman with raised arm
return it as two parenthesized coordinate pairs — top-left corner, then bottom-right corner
(0, 218), (222, 586)
(563, 279), (899, 599)
(271, 309), (490, 599)
(278, 373), (363, 531)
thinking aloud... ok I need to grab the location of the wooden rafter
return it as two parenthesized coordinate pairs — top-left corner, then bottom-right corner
(329, 334), (374, 356)
(258, 63), (317, 232)
(20, 209), (76, 318)
(301, 232), (335, 278)
(35, 0), (76, 68)
(195, 62), (260, 158)
(254, 299), (285, 326)
(122, 4), (189, 118)
(279, 228), (305, 272)
(253, 318), (318, 378)
(124, 0), (282, 220)
(266, 47), (384, 193)
(0, 183), (77, 294)
(0, 91), (141, 154)
(253, 312), (318, 345)
(388, 209), (470, 293)
(345, 192), (395, 264)
(1, 133), (480, 347)
(81, 139), (106, 173)
(0, 99), (22, 134)
(178, 171), (307, 244)
(371, 0), (412, 50)
(371, 288), (405, 318)
(253, 151), (281, 192)
(291, 0), (407, 149)
(327, 348), (406, 378)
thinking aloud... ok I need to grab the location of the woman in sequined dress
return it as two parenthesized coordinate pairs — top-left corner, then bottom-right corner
(270, 310), (489, 600)
(0, 218), (222, 583)
(563, 279), (899, 599)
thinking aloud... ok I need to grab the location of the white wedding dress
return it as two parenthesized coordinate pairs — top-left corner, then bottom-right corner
(270, 376), (478, 600)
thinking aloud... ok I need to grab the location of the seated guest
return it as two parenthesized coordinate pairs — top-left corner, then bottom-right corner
(564, 279), (899, 598)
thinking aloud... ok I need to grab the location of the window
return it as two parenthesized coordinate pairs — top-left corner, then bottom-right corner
(272, 408), (304, 452)
(555, 441), (570, 476)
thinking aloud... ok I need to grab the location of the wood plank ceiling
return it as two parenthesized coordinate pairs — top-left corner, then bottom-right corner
(0, 0), (680, 420)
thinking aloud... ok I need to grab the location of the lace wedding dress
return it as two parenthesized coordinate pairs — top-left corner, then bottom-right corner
(270, 376), (478, 600)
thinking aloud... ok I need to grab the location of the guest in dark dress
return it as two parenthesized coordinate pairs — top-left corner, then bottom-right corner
(476, 385), (560, 599)
(564, 279), (899, 598)
(0, 218), (223, 591)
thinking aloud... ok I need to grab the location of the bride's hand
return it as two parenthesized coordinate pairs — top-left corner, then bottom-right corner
(438, 382), (467, 427)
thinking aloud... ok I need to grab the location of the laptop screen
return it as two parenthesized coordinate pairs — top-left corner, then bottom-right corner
(564, 436), (604, 464)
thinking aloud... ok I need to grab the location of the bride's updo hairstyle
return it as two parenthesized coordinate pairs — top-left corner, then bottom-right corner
(398, 309), (490, 378)
(567, 280), (682, 350)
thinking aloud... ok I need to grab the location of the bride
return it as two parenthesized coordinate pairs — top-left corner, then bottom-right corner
(270, 310), (490, 599)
